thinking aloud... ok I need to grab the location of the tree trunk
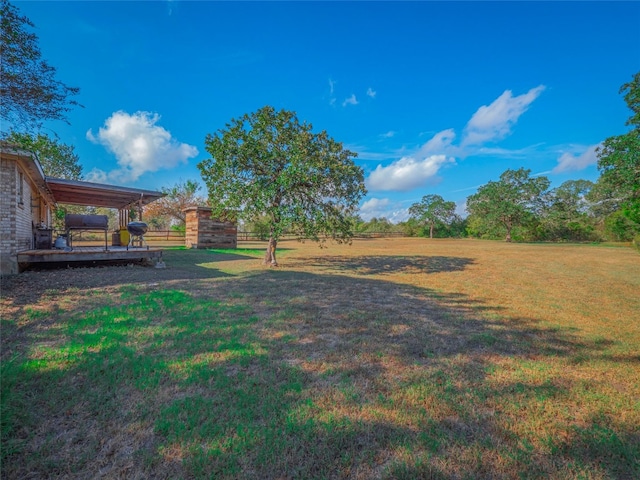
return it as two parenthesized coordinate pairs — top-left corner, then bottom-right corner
(264, 236), (278, 266)
(429, 222), (434, 239)
(503, 219), (513, 242)
(505, 225), (512, 242)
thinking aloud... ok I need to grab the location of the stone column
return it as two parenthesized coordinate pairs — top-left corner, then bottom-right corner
(184, 206), (237, 249)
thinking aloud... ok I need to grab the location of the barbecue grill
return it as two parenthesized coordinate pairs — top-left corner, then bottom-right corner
(126, 222), (149, 250)
(65, 214), (109, 250)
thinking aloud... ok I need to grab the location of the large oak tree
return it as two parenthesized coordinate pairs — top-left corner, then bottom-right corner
(408, 194), (457, 239)
(596, 71), (640, 226)
(3, 131), (82, 179)
(0, 0), (80, 132)
(466, 168), (550, 242)
(199, 106), (366, 265)
(539, 179), (596, 241)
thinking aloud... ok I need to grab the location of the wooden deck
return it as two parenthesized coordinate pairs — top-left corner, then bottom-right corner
(17, 246), (163, 271)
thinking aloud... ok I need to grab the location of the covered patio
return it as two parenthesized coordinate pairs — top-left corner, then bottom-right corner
(18, 177), (165, 271)
(45, 177), (164, 228)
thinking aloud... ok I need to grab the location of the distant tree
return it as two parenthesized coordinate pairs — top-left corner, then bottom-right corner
(397, 217), (421, 237)
(362, 217), (396, 234)
(442, 214), (467, 238)
(239, 215), (272, 241)
(596, 71), (640, 226)
(408, 194), (456, 238)
(3, 131), (82, 179)
(538, 179), (598, 241)
(143, 179), (206, 228)
(145, 216), (170, 231)
(347, 214), (367, 234)
(587, 177), (624, 220)
(466, 213), (507, 240)
(604, 210), (639, 242)
(0, 0), (80, 131)
(199, 106), (366, 265)
(586, 178), (639, 241)
(466, 168), (550, 242)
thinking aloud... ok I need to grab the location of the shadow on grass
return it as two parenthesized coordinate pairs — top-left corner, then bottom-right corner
(1, 249), (262, 308)
(295, 255), (475, 275)
(1, 269), (638, 479)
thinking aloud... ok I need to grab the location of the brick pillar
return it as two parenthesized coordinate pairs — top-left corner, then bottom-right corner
(184, 206), (237, 249)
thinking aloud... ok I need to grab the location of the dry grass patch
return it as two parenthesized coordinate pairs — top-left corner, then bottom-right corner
(1, 239), (638, 479)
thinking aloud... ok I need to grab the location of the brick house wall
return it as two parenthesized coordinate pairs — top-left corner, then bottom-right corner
(17, 163), (34, 251)
(0, 156), (18, 274)
(1, 150), (53, 275)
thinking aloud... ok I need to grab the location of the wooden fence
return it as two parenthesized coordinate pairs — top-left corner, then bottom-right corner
(67, 230), (406, 247)
(236, 231), (406, 241)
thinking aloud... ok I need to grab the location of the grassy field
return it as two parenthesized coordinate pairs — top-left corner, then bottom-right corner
(1, 238), (639, 479)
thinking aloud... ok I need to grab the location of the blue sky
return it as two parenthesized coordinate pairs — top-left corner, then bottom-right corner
(18, 1), (640, 221)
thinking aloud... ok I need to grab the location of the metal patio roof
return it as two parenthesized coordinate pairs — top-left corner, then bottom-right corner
(45, 177), (164, 210)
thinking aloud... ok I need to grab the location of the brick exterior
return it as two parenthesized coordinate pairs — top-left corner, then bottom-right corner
(184, 207), (237, 249)
(0, 157), (18, 274)
(1, 154), (53, 275)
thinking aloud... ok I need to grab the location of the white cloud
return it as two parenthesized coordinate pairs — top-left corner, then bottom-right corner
(365, 129), (457, 192)
(366, 154), (455, 192)
(86, 110), (198, 183)
(380, 131), (396, 138)
(462, 85), (545, 146)
(360, 197), (390, 215)
(329, 78), (336, 95)
(328, 78), (337, 106)
(465, 143), (543, 159)
(418, 128), (457, 156)
(367, 87), (376, 98)
(85, 168), (108, 184)
(166, 0), (176, 16)
(359, 197), (409, 223)
(552, 144), (601, 173)
(364, 86), (544, 192)
(342, 94), (358, 107)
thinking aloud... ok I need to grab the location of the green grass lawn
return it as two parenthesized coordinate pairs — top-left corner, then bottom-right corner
(2, 239), (639, 479)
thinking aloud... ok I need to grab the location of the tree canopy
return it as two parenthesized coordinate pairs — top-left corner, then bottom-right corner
(199, 106), (366, 265)
(596, 71), (640, 225)
(466, 168), (550, 242)
(408, 194), (457, 239)
(538, 180), (597, 241)
(143, 179), (207, 229)
(0, 0), (80, 131)
(3, 131), (82, 179)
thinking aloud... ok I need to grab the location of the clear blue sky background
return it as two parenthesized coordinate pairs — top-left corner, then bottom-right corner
(18, 1), (640, 221)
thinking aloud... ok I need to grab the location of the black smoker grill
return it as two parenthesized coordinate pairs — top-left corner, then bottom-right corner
(64, 214), (109, 250)
(126, 222), (149, 250)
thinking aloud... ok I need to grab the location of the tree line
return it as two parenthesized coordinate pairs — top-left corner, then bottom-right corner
(408, 73), (639, 245)
(406, 170), (636, 243)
